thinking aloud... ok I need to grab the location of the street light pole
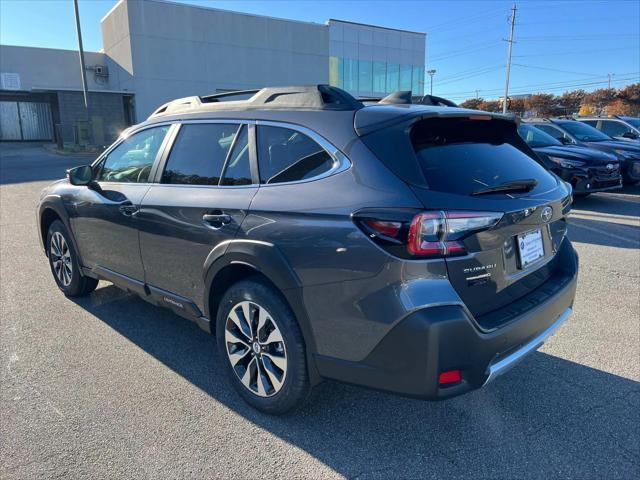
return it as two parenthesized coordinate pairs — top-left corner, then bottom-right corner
(73, 0), (89, 113)
(427, 69), (436, 95)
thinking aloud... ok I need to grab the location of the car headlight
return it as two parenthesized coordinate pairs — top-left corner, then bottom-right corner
(548, 156), (585, 168)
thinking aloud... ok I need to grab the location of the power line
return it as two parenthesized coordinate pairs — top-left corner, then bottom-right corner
(444, 76), (639, 100)
(512, 64), (604, 77)
(429, 40), (502, 61)
(512, 46), (639, 58)
(429, 41), (502, 62)
(439, 73), (640, 98)
(436, 66), (506, 86)
(436, 64), (505, 82)
(518, 33), (638, 41)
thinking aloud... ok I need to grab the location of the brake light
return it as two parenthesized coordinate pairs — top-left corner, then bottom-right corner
(439, 369), (462, 385)
(355, 210), (502, 259)
(408, 211), (502, 258)
(364, 219), (402, 237)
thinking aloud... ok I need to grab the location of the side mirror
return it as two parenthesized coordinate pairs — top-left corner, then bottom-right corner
(622, 131), (639, 139)
(559, 137), (573, 145)
(67, 165), (96, 187)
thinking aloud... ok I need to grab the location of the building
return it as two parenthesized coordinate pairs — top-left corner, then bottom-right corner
(0, 0), (426, 144)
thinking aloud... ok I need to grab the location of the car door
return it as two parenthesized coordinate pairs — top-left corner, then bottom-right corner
(71, 124), (173, 282)
(137, 121), (258, 311)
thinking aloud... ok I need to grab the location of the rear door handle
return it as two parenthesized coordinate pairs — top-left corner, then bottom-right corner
(203, 213), (231, 225)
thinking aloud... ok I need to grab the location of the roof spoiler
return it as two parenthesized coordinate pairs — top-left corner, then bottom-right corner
(148, 85), (364, 119)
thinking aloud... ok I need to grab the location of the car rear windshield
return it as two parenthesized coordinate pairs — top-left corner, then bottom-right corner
(410, 118), (557, 195)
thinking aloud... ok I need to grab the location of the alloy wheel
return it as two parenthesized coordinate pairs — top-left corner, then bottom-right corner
(224, 300), (287, 397)
(50, 231), (73, 287)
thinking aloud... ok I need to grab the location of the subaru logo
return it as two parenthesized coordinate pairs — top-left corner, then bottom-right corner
(606, 163), (615, 171)
(540, 206), (553, 223)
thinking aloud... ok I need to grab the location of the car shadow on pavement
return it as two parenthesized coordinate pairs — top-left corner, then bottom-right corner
(568, 216), (640, 249)
(72, 285), (640, 478)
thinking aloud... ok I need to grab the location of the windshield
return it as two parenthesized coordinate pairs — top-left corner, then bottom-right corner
(518, 124), (562, 148)
(559, 121), (612, 142)
(621, 117), (640, 129)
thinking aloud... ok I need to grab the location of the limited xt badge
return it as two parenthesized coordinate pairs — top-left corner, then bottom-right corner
(540, 206), (553, 223)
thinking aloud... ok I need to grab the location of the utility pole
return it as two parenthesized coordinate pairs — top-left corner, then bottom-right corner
(475, 89), (480, 99)
(427, 69), (436, 95)
(607, 73), (614, 88)
(73, 0), (89, 112)
(502, 3), (517, 114)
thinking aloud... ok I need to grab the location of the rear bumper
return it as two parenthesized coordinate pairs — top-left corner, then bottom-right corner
(315, 245), (578, 400)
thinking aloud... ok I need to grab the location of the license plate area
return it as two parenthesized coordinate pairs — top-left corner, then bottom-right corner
(517, 229), (545, 269)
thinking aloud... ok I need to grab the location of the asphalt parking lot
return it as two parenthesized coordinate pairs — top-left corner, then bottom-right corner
(1, 143), (639, 479)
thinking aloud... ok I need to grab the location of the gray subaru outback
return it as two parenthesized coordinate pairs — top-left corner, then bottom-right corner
(37, 86), (578, 414)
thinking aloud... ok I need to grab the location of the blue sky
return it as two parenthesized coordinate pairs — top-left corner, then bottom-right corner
(1, 0), (638, 101)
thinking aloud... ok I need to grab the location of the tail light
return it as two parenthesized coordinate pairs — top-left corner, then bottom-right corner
(355, 210), (502, 259)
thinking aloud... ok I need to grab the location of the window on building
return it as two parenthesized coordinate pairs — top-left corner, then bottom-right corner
(220, 125), (252, 186)
(343, 58), (359, 92)
(257, 126), (334, 184)
(358, 60), (373, 93)
(97, 125), (170, 183)
(329, 56), (343, 89)
(373, 61), (386, 93)
(386, 63), (399, 93)
(162, 123), (240, 185)
(412, 65), (423, 96)
(399, 64), (412, 91)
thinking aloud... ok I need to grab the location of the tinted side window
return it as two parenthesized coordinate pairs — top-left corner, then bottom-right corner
(162, 123), (240, 185)
(257, 126), (334, 184)
(600, 121), (629, 137)
(534, 124), (568, 141)
(97, 125), (170, 183)
(221, 125), (252, 186)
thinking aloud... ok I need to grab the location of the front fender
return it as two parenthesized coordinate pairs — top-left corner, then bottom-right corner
(37, 194), (78, 258)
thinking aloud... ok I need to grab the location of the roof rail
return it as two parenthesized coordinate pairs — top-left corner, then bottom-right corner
(148, 85), (363, 119)
(200, 89), (261, 103)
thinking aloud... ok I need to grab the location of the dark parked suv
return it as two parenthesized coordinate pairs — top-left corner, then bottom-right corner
(38, 86), (578, 414)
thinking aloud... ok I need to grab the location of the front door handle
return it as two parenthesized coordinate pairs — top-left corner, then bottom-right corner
(203, 213), (231, 225)
(118, 202), (139, 216)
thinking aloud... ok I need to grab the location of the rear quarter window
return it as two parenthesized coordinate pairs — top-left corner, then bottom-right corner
(410, 118), (557, 195)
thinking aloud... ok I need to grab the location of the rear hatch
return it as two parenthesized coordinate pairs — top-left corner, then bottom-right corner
(357, 109), (573, 328)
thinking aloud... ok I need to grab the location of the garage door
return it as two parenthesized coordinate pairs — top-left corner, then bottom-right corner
(0, 101), (54, 141)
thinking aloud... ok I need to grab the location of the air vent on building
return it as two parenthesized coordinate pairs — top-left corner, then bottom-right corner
(94, 65), (109, 77)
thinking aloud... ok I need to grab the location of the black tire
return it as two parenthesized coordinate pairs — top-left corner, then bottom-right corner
(216, 277), (309, 414)
(46, 220), (98, 297)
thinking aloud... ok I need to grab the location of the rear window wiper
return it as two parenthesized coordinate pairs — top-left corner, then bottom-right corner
(471, 179), (538, 196)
